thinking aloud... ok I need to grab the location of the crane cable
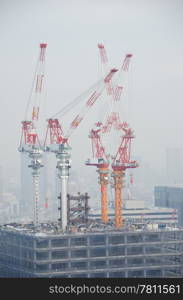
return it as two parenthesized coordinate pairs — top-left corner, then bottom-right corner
(51, 77), (104, 119)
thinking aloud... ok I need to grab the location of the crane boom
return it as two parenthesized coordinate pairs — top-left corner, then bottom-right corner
(32, 43), (47, 123)
(65, 68), (118, 139)
(44, 68), (118, 147)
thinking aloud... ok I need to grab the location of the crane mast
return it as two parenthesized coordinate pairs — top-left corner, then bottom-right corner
(112, 126), (138, 228)
(86, 127), (109, 223)
(19, 43), (47, 227)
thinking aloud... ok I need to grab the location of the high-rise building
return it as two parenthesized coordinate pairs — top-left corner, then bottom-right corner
(0, 166), (3, 203)
(166, 148), (183, 184)
(155, 185), (183, 226)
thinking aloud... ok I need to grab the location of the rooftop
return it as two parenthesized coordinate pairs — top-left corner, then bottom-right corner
(0, 221), (182, 238)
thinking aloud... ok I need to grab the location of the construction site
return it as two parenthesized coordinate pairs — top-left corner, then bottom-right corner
(0, 43), (183, 278)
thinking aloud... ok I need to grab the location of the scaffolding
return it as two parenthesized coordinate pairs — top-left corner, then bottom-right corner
(67, 193), (90, 226)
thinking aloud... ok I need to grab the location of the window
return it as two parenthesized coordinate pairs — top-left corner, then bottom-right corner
(145, 246), (161, 254)
(52, 262), (68, 270)
(146, 269), (162, 277)
(127, 246), (143, 255)
(23, 238), (33, 247)
(90, 260), (106, 269)
(71, 261), (87, 270)
(127, 235), (142, 243)
(145, 234), (160, 242)
(71, 249), (87, 258)
(109, 271), (125, 278)
(109, 246), (125, 256)
(71, 237), (87, 246)
(90, 248), (106, 257)
(36, 251), (49, 260)
(109, 259), (125, 268)
(22, 249), (33, 259)
(128, 270), (144, 277)
(108, 235), (124, 245)
(90, 235), (106, 246)
(52, 250), (68, 259)
(146, 257), (162, 265)
(36, 264), (49, 271)
(127, 258), (143, 266)
(36, 240), (48, 248)
(51, 239), (68, 248)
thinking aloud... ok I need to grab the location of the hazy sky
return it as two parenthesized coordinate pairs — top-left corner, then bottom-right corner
(0, 0), (183, 182)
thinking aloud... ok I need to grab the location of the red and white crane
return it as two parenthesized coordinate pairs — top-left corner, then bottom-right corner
(19, 43), (47, 226)
(86, 127), (109, 223)
(111, 126), (138, 228)
(44, 68), (118, 231)
(86, 43), (134, 225)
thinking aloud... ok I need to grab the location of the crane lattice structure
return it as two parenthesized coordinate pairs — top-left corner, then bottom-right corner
(87, 43), (138, 228)
(19, 43), (47, 226)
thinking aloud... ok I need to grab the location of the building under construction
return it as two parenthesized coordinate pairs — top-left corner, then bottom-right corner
(0, 192), (182, 278)
(0, 221), (183, 278)
(2, 43), (181, 278)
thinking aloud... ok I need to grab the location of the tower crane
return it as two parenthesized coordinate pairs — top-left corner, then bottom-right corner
(19, 43), (47, 227)
(86, 127), (109, 223)
(87, 44), (133, 224)
(111, 126), (138, 229)
(44, 68), (118, 231)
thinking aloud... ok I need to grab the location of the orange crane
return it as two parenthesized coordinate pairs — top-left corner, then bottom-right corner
(111, 126), (138, 228)
(86, 127), (109, 223)
(94, 43), (134, 225)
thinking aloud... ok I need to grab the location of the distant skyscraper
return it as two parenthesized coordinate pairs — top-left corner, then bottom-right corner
(155, 185), (183, 226)
(0, 166), (3, 203)
(166, 148), (183, 184)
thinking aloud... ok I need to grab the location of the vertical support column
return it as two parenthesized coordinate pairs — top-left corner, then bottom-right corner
(124, 234), (128, 277)
(86, 236), (90, 278)
(85, 193), (89, 226)
(68, 237), (71, 273)
(28, 148), (43, 227)
(48, 239), (52, 271)
(56, 143), (71, 231)
(142, 234), (146, 277)
(33, 175), (39, 227)
(112, 168), (124, 228)
(106, 235), (109, 278)
(160, 232), (166, 277)
(98, 166), (109, 223)
(67, 194), (70, 226)
(33, 239), (37, 273)
(61, 175), (68, 230)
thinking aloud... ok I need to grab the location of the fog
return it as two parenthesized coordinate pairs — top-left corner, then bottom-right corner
(0, 0), (183, 197)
